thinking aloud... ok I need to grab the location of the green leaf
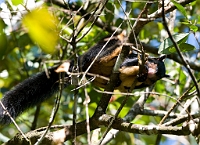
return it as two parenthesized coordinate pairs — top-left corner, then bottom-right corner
(105, 2), (115, 24)
(181, 21), (198, 32)
(158, 33), (190, 54)
(179, 43), (195, 52)
(189, 25), (198, 32)
(171, 0), (187, 18)
(157, 22), (163, 31)
(146, 96), (155, 103)
(181, 21), (190, 25)
(11, 0), (23, 6)
(0, 19), (7, 60)
(22, 6), (59, 54)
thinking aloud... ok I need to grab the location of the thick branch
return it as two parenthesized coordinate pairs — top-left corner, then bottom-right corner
(4, 113), (192, 145)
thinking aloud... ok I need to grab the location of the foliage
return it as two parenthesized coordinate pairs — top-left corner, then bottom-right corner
(0, 0), (200, 145)
(158, 33), (195, 54)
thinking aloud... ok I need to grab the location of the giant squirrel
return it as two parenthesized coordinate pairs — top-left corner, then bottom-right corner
(0, 33), (168, 124)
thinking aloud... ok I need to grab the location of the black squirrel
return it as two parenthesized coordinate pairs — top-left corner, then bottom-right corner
(0, 33), (168, 124)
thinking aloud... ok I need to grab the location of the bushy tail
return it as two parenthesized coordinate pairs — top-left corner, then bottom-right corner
(0, 68), (62, 124)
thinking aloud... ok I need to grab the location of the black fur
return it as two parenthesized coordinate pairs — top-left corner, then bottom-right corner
(79, 36), (121, 71)
(0, 68), (65, 124)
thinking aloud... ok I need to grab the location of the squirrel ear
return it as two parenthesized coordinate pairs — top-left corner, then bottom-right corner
(159, 55), (166, 61)
(164, 74), (170, 78)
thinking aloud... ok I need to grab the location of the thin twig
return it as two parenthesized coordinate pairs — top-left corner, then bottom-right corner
(97, 93), (131, 145)
(160, 0), (200, 124)
(0, 101), (31, 144)
(161, 0), (199, 98)
(79, 22), (124, 84)
(84, 88), (91, 145)
(34, 73), (65, 145)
